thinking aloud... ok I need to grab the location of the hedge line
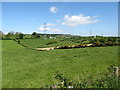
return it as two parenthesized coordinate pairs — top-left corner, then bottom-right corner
(13, 39), (35, 50)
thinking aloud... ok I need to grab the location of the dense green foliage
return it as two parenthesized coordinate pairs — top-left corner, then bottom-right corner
(2, 40), (118, 88)
(1, 31), (119, 45)
(51, 65), (119, 88)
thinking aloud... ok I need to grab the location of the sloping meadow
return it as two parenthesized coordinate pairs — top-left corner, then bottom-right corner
(2, 40), (118, 88)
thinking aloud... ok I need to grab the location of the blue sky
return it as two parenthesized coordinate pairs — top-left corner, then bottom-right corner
(2, 2), (118, 36)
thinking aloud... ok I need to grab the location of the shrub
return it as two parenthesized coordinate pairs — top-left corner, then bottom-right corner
(48, 65), (119, 88)
(93, 41), (102, 46)
(46, 41), (57, 45)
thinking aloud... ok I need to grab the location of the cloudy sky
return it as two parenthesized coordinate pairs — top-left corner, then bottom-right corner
(2, 2), (118, 36)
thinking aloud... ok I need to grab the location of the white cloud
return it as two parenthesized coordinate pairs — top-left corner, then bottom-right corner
(49, 28), (63, 32)
(38, 26), (63, 33)
(49, 6), (57, 13)
(38, 27), (50, 31)
(46, 23), (56, 26)
(40, 23), (56, 28)
(62, 14), (99, 26)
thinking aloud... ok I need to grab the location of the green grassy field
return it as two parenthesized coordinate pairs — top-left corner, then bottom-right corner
(20, 38), (80, 48)
(2, 40), (25, 51)
(0, 40), (2, 89)
(2, 39), (118, 88)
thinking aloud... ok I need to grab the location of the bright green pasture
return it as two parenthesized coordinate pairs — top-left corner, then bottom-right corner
(0, 40), (2, 89)
(20, 38), (80, 48)
(0, 40), (1, 51)
(2, 40), (118, 88)
(2, 40), (24, 51)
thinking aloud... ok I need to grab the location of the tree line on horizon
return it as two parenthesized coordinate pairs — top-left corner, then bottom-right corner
(0, 31), (120, 46)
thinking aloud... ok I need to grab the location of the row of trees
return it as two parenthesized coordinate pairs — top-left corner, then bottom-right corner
(1, 31), (41, 40)
(90, 37), (119, 43)
(7, 32), (24, 39)
(1, 31), (57, 40)
(5, 31), (24, 39)
(1, 31), (120, 45)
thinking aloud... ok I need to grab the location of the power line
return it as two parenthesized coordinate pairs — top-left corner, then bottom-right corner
(43, 23), (47, 40)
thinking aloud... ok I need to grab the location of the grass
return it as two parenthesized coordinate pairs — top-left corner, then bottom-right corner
(20, 38), (80, 48)
(0, 40), (2, 51)
(2, 39), (118, 88)
(2, 40), (25, 51)
(0, 40), (2, 89)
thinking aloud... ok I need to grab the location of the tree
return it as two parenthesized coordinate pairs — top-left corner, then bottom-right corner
(19, 33), (24, 39)
(6, 32), (12, 39)
(32, 32), (37, 36)
(32, 32), (40, 38)
(15, 32), (24, 39)
(9, 31), (15, 35)
(99, 38), (106, 43)
(15, 32), (20, 39)
(36, 34), (40, 38)
(5, 31), (15, 39)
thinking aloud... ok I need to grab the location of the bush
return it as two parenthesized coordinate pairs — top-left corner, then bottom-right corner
(105, 41), (114, 46)
(93, 41), (102, 46)
(46, 41), (57, 45)
(48, 65), (119, 88)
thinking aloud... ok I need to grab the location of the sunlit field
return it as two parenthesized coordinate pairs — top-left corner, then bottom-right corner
(2, 39), (118, 88)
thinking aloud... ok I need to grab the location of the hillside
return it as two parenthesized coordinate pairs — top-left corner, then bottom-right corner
(2, 40), (118, 88)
